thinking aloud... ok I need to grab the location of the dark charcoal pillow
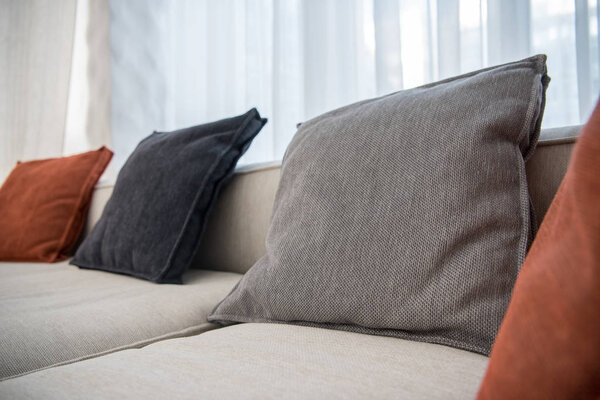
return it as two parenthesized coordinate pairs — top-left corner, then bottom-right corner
(209, 56), (549, 355)
(71, 109), (266, 283)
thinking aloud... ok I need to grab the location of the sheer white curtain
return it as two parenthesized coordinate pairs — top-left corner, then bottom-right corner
(107, 0), (599, 170)
(0, 0), (109, 182)
(2, 0), (599, 180)
(0, 0), (77, 181)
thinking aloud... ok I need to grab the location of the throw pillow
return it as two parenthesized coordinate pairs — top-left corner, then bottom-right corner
(209, 56), (549, 355)
(0, 147), (113, 262)
(71, 109), (266, 283)
(476, 101), (600, 399)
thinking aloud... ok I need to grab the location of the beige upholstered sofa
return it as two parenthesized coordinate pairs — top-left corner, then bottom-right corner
(0, 126), (580, 398)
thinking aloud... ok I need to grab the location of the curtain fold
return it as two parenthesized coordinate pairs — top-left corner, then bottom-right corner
(107, 0), (597, 171)
(575, 0), (593, 122)
(64, 0), (111, 159)
(486, 0), (531, 65)
(0, 0), (77, 181)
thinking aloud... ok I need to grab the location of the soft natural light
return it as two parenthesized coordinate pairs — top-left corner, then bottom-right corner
(1, 0), (598, 178)
(102, 0), (600, 169)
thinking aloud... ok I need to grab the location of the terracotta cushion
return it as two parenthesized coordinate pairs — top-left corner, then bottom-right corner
(0, 147), (112, 262)
(476, 103), (600, 399)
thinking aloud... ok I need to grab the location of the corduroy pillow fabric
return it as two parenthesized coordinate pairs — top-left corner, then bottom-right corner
(209, 56), (549, 355)
(0, 147), (113, 262)
(71, 109), (267, 284)
(476, 101), (600, 399)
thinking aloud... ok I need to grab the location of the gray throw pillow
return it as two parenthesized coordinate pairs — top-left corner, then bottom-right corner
(71, 109), (267, 283)
(209, 56), (549, 355)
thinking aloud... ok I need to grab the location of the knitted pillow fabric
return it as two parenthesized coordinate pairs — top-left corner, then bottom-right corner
(209, 56), (549, 355)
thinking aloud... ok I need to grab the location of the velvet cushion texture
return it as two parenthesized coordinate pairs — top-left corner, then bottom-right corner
(476, 102), (600, 399)
(71, 109), (266, 284)
(209, 55), (549, 355)
(0, 147), (113, 262)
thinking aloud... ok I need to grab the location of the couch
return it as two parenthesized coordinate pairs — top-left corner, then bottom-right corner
(0, 125), (580, 399)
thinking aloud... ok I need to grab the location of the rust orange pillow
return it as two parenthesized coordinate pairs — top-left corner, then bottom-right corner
(0, 147), (113, 262)
(476, 103), (600, 399)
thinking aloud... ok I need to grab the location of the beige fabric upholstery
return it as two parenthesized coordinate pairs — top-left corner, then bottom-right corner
(0, 323), (488, 399)
(526, 127), (580, 230)
(0, 261), (241, 380)
(193, 162), (281, 274)
(83, 183), (114, 237)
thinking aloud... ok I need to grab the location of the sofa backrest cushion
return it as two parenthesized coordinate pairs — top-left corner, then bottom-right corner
(85, 127), (579, 275)
(191, 162), (281, 274)
(526, 125), (580, 230)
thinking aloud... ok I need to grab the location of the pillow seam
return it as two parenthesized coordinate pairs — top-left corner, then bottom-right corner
(514, 68), (548, 264)
(153, 110), (260, 282)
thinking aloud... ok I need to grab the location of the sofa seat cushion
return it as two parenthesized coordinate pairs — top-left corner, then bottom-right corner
(0, 261), (241, 380)
(0, 323), (488, 399)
